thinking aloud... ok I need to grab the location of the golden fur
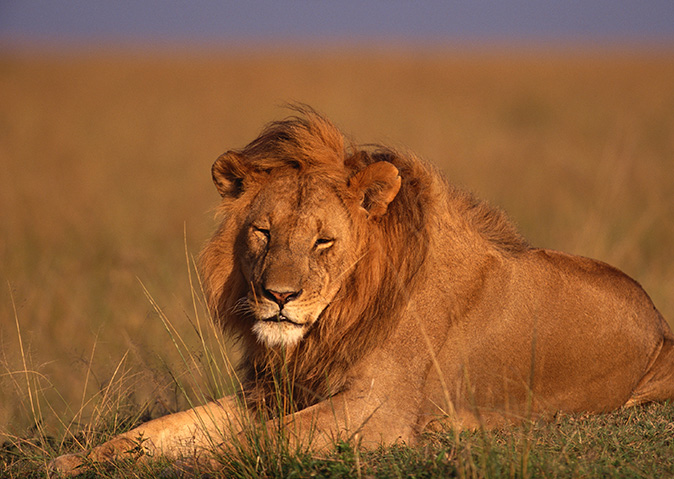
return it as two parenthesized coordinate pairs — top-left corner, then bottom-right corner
(52, 107), (674, 474)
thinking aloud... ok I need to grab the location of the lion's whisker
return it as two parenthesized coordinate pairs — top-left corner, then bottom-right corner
(229, 296), (252, 315)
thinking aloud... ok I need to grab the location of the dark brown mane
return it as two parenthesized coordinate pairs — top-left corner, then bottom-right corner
(200, 107), (527, 414)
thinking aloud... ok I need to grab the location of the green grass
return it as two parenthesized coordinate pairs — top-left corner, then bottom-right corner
(2, 403), (674, 477)
(1, 46), (673, 477)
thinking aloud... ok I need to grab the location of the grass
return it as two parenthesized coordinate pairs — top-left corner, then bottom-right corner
(1, 46), (673, 477)
(2, 403), (674, 477)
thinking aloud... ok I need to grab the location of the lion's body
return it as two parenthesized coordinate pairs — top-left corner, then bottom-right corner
(423, 248), (671, 426)
(53, 108), (674, 474)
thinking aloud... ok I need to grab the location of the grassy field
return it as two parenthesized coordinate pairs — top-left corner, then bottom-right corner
(1, 47), (673, 477)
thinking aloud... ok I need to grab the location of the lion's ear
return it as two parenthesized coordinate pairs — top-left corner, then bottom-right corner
(348, 161), (401, 218)
(212, 151), (249, 198)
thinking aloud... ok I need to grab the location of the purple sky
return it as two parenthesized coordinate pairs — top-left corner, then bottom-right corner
(2, 0), (674, 48)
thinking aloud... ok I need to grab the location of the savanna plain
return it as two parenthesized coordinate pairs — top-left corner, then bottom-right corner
(1, 47), (673, 477)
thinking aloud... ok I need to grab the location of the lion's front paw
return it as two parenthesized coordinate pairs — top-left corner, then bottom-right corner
(49, 436), (143, 476)
(49, 453), (86, 476)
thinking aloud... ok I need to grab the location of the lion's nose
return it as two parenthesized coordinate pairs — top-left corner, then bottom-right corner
(264, 288), (302, 306)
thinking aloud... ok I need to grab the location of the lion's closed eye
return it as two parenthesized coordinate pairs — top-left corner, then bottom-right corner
(314, 238), (334, 250)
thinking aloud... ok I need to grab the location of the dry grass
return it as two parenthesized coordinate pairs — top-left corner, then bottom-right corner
(0, 47), (673, 457)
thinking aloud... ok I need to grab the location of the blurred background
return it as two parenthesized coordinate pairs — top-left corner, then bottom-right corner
(1, 1), (673, 438)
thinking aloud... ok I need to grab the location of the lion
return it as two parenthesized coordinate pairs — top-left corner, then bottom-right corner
(52, 107), (674, 474)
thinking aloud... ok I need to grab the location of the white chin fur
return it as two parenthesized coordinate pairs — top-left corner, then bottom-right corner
(252, 321), (305, 348)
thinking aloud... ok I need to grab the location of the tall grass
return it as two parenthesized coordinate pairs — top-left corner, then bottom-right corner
(1, 47), (673, 476)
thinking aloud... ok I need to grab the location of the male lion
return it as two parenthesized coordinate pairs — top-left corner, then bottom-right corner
(53, 107), (674, 474)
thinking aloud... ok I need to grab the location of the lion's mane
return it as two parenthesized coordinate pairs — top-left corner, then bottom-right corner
(199, 108), (529, 413)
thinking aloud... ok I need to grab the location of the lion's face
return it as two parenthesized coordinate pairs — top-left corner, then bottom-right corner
(239, 173), (356, 347)
(209, 148), (401, 349)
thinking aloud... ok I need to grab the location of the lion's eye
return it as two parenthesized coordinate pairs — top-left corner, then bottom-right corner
(314, 238), (335, 250)
(253, 227), (270, 241)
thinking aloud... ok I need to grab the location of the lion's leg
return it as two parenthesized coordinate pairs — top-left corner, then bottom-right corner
(237, 390), (419, 453)
(50, 395), (244, 475)
(625, 333), (674, 408)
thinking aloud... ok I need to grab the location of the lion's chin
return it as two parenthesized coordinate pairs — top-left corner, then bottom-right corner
(252, 320), (306, 348)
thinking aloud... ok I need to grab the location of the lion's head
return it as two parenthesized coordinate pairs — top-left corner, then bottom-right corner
(199, 107), (433, 408)
(217, 155), (400, 348)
